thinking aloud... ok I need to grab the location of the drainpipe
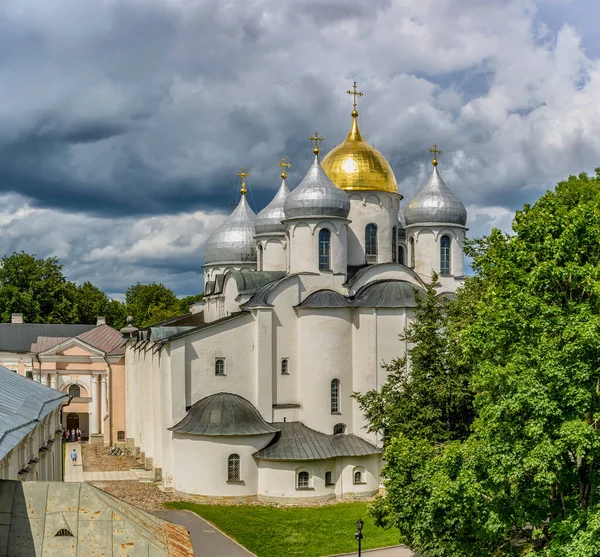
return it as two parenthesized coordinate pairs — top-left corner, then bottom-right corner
(104, 356), (113, 446)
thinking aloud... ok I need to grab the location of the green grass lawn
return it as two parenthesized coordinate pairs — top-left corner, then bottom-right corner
(165, 501), (400, 557)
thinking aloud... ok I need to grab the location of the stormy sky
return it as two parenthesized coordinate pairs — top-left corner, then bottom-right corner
(1, 0), (599, 297)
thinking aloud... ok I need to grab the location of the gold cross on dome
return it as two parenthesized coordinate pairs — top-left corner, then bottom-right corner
(237, 166), (250, 195)
(428, 143), (442, 166)
(309, 131), (324, 155)
(346, 81), (363, 115)
(277, 157), (291, 179)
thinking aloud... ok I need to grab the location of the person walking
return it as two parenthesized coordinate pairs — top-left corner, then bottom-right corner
(71, 429), (75, 442)
(76, 428), (81, 443)
(71, 448), (77, 466)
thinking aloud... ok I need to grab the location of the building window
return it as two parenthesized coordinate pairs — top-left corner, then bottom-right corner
(258, 244), (263, 271)
(354, 470), (363, 484)
(68, 384), (80, 398)
(319, 229), (331, 271)
(409, 237), (415, 268)
(228, 454), (240, 481)
(117, 431), (125, 441)
(333, 423), (346, 435)
(365, 224), (378, 263)
(281, 358), (289, 375)
(297, 471), (309, 489)
(215, 358), (226, 376)
(392, 226), (397, 263)
(325, 471), (333, 486)
(398, 245), (405, 265)
(26, 371), (33, 379)
(331, 379), (340, 414)
(440, 235), (451, 276)
(55, 529), (74, 537)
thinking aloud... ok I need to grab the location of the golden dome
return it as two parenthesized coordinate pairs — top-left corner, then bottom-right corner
(321, 115), (398, 193)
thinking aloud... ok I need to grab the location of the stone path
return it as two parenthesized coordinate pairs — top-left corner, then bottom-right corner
(83, 469), (153, 481)
(154, 509), (254, 557)
(64, 442), (84, 482)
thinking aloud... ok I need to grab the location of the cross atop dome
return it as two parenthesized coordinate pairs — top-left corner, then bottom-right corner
(346, 81), (363, 118)
(278, 157), (291, 179)
(429, 143), (442, 167)
(237, 167), (250, 195)
(309, 131), (324, 156)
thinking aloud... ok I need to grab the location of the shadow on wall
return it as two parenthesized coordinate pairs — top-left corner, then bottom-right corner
(0, 480), (37, 556)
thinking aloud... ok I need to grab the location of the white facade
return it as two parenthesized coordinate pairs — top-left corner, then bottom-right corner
(125, 109), (468, 502)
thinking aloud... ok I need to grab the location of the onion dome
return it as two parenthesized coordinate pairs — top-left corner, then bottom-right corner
(404, 147), (467, 226)
(254, 159), (291, 235)
(204, 168), (257, 264)
(321, 82), (398, 193)
(168, 392), (279, 436)
(284, 132), (350, 219)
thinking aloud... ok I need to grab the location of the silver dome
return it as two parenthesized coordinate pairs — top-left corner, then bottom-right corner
(283, 156), (350, 220)
(404, 165), (467, 226)
(254, 178), (290, 235)
(204, 195), (257, 264)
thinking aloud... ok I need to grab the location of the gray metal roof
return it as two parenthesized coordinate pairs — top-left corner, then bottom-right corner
(0, 366), (67, 460)
(204, 195), (257, 264)
(295, 290), (350, 309)
(254, 422), (381, 461)
(254, 178), (290, 235)
(344, 262), (426, 289)
(0, 323), (95, 353)
(229, 270), (285, 295)
(283, 155), (350, 220)
(404, 165), (467, 226)
(0, 480), (194, 556)
(169, 392), (279, 436)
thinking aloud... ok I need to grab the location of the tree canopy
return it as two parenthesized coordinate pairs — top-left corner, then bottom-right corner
(360, 169), (600, 556)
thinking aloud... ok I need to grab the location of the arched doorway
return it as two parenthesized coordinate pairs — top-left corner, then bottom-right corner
(66, 413), (79, 431)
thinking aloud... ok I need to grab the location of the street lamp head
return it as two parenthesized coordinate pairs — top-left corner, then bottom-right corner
(356, 518), (364, 531)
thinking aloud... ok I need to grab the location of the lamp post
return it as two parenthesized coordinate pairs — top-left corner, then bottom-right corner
(355, 518), (364, 556)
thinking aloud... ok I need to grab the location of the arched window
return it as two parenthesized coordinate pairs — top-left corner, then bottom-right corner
(55, 529), (74, 537)
(392, 226), (397, 263)
(365, 224), (378, 263)
(354, 470), (363, 484)
(281, 358), (289, 375)
(409, 237), (415, 268)
(325, 471), (333, 486)
(215, 358), (225, 376)
(440, 235), (451, 276)
(333, 423), (346, 435)
(68, 384), (80, 398)
(331, 379), (340, 414)
(398, 245), (405, 265)
(258, 244), (263, 271)
(319, 229), (331, 271)
(297, 471), (309, 488)
(228, 454), (240, 481)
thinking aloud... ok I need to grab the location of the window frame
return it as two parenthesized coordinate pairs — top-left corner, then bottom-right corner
(398, 245), (405, 266)
(365, 223), (378, 263)
(117, 430), (125, 441)
(440, 234), (451, 276)
(297, 470), (310, 489)
(215, 358), (226, 376)
(392, 226), (397, 263)
(318, 228), (331, 271)
(409, 237), (415, 268)
(281, 358), (289, 375)
(325, 471), (334, 486)
(68, 384), (81, 398)
(258, 244), (263, 271)
(227, 453), (241, 482)
(331, 378), (340, 414)
(333, 423), (346, 435)
(354, 470), (363, 484)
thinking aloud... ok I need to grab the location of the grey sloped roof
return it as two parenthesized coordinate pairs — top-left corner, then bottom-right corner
(254, 422), (381, 461)
(0, 366), (67, 460)
(149, 327), (197, 342)
(0, 480), (194, 557)
(229, 270), (286, 295)
(0, 323), (95, 353)
(344, 262), (426, 289)
(296, 290), (350, 309)
(169, 392), (279, 436)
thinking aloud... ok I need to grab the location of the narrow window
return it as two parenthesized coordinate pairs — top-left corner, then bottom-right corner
(117, 431), (125, 441)
(409, 237), (415, 268)
(68, 384), (80, 398)
(281, 359), (289, 375)
(333, 423), (346, 435)
(215, 358), (226, 376)
(325, 471), (333, 486)
(331, 379), (340, 414)
(228, 454), (240, 481)
(365, 224), (378, 263)
(392, 226), (397, 263)
(398, 245), (405, 266)
(354, 470), (363, 484)
(319, 229), (331, 271)
(297, 471), (309, 488)
(258, 244), (263, 271)
(55, 529), (74, 537)
(440, 235), (451, 276)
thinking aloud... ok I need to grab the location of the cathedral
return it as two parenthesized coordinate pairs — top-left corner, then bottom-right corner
(124, 83), (468, 502)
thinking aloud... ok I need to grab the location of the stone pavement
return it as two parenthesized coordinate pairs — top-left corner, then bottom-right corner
(332, 546), (417, 556)
(154, 509), (254, 557)
(64, 442), (83, 482)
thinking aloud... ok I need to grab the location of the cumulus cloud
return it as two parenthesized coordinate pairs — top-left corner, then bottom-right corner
(0, 0), (598, 293)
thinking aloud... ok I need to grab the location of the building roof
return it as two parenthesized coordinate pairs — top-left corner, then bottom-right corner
(0, 480), (194, 557)
(0, 366), (67, 460)
(169, 392), (279, 436)
(0, 323), (95, 353)
(254, 422), (381, 461)
(30, 324), (127, 356)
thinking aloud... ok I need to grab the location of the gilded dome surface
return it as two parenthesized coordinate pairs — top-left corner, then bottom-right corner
(321, 117), (398, 194)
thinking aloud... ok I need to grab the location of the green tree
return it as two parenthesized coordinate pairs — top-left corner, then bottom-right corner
(74, 281), (127, 328)
(125, 282), (181, 327)
(0, 252), (78, 323)
(178, 293), (203, 314)
(370, 168), (600, 556)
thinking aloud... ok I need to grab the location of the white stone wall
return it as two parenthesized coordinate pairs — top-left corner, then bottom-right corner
(256, 237), (287, 272)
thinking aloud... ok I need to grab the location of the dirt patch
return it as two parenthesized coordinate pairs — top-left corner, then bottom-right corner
(90, 480), (193, 511)
(82, 443), (144, 472)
